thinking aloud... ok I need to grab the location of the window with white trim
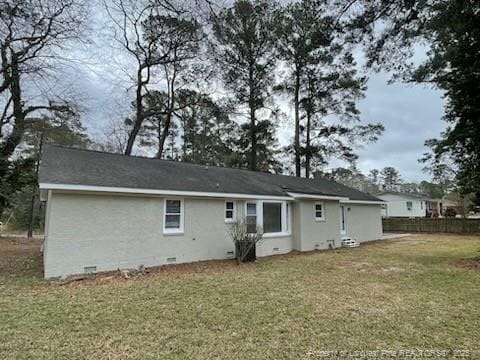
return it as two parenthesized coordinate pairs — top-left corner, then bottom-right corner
(246, 202), (257, 233)
(164, 199), (184, 234)
(263, 202), (282, 233)
(245, 201), (290, 236)
(315, 202), (325, 221)
(285, 203), (290, 232)
(225, 200), (236, 222)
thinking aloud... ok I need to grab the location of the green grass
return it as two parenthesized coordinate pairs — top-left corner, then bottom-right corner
(1, 234), (480, 359)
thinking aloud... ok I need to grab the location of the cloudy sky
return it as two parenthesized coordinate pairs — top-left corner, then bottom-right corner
(66, 3), (446, 183)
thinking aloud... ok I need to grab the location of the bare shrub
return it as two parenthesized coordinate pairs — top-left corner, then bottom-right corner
(229, 220), (262, 264)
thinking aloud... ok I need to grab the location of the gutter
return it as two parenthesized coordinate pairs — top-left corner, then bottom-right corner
(38, 183), (294, 201)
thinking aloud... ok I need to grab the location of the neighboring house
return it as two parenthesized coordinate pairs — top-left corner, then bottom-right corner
(39, 146), (384, 279)
(377, 192), (432, 218)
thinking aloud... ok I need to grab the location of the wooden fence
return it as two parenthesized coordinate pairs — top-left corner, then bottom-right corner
(382, 217), (480, 234)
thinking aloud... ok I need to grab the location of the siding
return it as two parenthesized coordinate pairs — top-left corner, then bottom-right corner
(345, 203), (383, 242)
(292, 200), (341, 251)
(44, 193), (292, 278)
(44, 192), (383, 278)
(378, 194), (426, 218)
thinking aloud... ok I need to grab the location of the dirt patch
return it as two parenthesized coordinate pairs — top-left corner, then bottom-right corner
(53, 258), (259, 288)
(454, 259), (480, 271)
(0, 237), (42, 265)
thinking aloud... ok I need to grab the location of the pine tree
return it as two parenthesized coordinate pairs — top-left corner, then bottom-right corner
(275, 0), (383, 177)
(210, 0), (278, 171)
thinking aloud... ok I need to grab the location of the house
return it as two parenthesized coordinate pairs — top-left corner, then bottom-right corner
(377, 191), (432, 218)
(38, 146), (384, 279)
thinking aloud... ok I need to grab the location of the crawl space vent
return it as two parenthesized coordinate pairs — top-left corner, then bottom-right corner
(84, 266), (97, 274)
(273, 247), (280, 252)
(226, 250), (235, 257)
(314, 244), (320, 249)
(167, 257), (177, 263)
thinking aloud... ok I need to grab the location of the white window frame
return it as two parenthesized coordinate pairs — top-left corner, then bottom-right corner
(225, 200), (237, 223)
(246, 200), (291, 238)
(163, 198), (184, 235)
(245, 201), (258, 233)
(315, 202), (325, 221)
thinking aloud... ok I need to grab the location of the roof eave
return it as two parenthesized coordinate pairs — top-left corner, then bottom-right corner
(39, 183), (294, 201)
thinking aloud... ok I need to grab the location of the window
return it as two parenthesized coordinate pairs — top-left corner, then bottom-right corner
(225, 201), (236, 223)
(246, 202), (257, 233)
(164, 199), (184, 234)
(246, 201), (290, 236)
(315, 202), (325, 221)
(285, 203), (290, 232)
(263, 202), (282, 233)
(406, 201), (413, 211)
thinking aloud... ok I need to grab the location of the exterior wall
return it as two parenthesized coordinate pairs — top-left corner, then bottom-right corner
(292, 200), (341, 251)
(378, 194), (426, 218)
(44, 192), (240, 278)
(44, 191), (383, 278)
(345, 203), (383, 242)
(44, 193), (293, 278)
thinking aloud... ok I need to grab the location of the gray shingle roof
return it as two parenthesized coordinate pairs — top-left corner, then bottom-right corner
(39, 145), (382, 202)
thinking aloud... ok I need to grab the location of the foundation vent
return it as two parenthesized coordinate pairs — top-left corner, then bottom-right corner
(84, 266), (97, 274)
(167, 257), (177, 263)
(314, 244), (320, 250)
(226, 250), (235, 257)
(273, 247), (280, 252)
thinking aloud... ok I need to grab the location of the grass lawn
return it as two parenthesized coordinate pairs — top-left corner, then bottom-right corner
(1, 234), (480, 359)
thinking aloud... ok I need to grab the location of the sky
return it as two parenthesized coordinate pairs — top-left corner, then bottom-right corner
(63, 2), (447, 183)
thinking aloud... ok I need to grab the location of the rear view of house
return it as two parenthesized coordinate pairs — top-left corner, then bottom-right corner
(39, 146), (384, 279)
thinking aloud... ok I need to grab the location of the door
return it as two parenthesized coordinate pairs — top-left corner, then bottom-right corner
(340, 205), (346, 236)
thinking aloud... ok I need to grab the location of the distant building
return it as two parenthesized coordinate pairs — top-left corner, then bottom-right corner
(377, 192), (432, 218)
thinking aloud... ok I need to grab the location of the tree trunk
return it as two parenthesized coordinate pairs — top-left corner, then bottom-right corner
(294, 65), (301, 177)
(157, 64), (177, 159)
(2, 55), (25, 158)
(124, 67), (145, 155)
(248, 64), (257, 171)
(157, 110), (172, 159)
(28, 125), (44, 238)
(305, 109), (312, 179)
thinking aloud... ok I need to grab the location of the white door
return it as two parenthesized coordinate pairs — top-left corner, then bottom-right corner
(340, 205), (346, 235)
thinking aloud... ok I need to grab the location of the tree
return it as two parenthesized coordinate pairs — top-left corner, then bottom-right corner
(417, 2), (480, 197)
(232, 119), (282, 173)
(5, 111), (90, 235)
(368, 169), (379, 186)
(275, 0), (383, 177)
(0, 0), (87, 216)
(419, 181), (446, 200)
(210, 0), (278, 171)
(175, 92), (237, 166)
(380, 167), (402, 191)
(338, 1), (480, 197)
(275, 0), (331, 176)
(327, 165), (368, 192)
(300, 61), (383, 178)
(105, 0), (204, 156)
